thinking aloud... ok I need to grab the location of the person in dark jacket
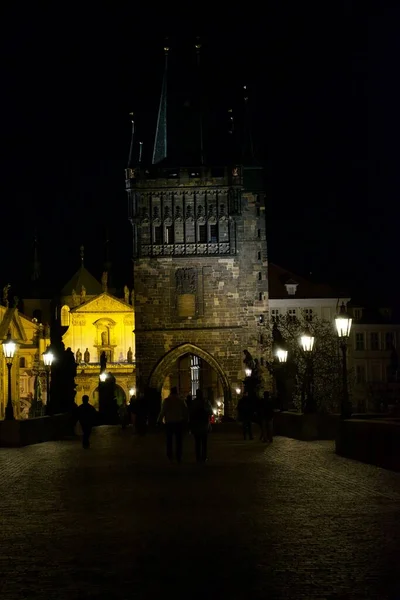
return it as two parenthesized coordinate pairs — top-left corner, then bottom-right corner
(237, 391), (254, 440)
(78, 395), (97, 449)
(257, 390), (274, 442)
(189, 390), (213, 462)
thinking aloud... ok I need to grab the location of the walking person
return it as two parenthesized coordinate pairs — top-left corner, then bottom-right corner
(118, 398), (129, 429)
(157, 386), (188, 463)
(190, 390), (213, 463)
(77, 395), (97, 449)
(237, 390), (255, 440)
(257, 390), (274, 442)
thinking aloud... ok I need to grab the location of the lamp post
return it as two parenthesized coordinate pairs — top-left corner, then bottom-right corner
(335, 303), (352, 419)
(273, 347), (288, 411)
(2, 331), (16, 420)
(300, 329), (315, 413)
(43, 347), (54, 416)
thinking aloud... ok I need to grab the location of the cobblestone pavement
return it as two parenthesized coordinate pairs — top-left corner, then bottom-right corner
(1, 427), (400, 599)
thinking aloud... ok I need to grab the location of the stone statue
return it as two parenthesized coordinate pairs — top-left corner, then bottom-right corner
(101, 331), (108, 345)
(80, 285), (86, 303)
(101, 271), (108, 293)
(71, 289), (78, 307)
(84, 348), (90, 363)
(75, 348), (82, 364)
(2, 284), (10, 308)
(127, 347), (133, 363)
(124, 285), (129, 303)
(130, 289), (135, 305)
(100, 350), (107, 372)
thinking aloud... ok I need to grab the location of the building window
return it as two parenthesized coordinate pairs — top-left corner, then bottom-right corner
(355, 333), (364, 351)
(354, 308), (362, 321)
(61, 305), (70, 327)
(370, 332), (379, 351)
(154, 226), (162, 244)
(385, 332), (394, 350)
(355, 365), (366, 384)
(190, 355), (200, 397)
(19, 357), (26, 368)
(209, 224), (218, 243)
(258, 272), (262, 281)
(259, 292), (263, 301)
(257, 251), (261, 260)
(271, 309), (280, 322)
(304, 308), (313, 322)
(198, 224), (207, 243)
(257, 229), (261, 238)
(288, 308), (297, 322)
(165, 225), (174, 244)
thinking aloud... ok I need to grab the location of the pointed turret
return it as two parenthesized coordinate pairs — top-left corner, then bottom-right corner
(242, 84), (255, 164)
(152, 42), (169, 165)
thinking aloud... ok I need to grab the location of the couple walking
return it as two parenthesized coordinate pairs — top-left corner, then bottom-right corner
(157, 387), (212, 463)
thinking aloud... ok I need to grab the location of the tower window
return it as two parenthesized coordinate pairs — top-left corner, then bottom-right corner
(165, 225), (174, 244)
(257, 229), (261, 238)
(257, 251), (261, 260)
(19, 357), (26, 368)
(198, 225), (207, 243)
(209, 224), (218, 243)
(154, 226), (162, 244)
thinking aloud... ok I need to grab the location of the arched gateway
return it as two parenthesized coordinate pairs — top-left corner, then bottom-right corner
(149, 343), (231, 410)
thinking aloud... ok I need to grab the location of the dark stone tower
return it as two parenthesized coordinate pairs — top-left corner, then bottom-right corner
(125, 43), (269, 417)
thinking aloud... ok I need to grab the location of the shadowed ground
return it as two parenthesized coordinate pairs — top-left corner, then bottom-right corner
(0, 426), (399, 599)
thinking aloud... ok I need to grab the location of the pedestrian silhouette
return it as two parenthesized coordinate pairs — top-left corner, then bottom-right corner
(78, 394), (97, 449)
(157, 386), (188, 463)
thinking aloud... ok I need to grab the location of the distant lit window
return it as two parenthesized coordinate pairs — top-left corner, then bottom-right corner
(370, 332), (379, 351)
(61, 305), (70, 327)
(355, 333), (364, 351)
(288, 308), (297, 322)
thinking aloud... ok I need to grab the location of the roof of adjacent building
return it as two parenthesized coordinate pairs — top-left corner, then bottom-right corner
(268, 263), (348, 300)
(61, 266), (103, 297)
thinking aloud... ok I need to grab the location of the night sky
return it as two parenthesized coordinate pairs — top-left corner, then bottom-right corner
(0, 5), (395, 303)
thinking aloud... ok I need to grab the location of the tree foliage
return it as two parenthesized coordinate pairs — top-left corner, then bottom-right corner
(271, 312), (343, 413)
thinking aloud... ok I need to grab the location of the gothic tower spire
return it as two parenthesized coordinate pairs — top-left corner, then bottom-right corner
(195, 37), (204, 165)
(152, 42), (169, 165)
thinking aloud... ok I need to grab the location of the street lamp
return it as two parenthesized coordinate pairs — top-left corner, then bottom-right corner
(335, 303), (352, 418)
(245, 368), (252, 377)
(235, 387), (241, 395)
(2, 331), (17, 420)
(275, 348), (288, 363)
(99, 372), (108, 383)
(300, 328), (316, 413)
(43, 347), (54, 416)
(129, 387), (136, 397)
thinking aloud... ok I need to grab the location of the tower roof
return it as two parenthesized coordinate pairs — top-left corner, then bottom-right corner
(61, 266), (103, 297)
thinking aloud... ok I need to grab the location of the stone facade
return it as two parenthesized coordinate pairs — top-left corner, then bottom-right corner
(127, 165), (269, 415)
